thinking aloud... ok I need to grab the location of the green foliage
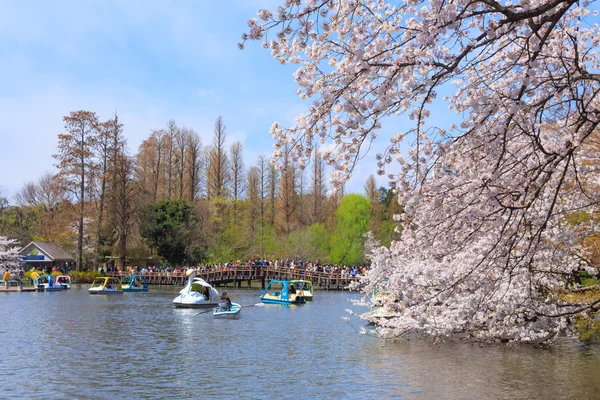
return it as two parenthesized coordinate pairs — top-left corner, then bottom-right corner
(330, 194), (371, 265)
(378, 187), (395, 210)
(25, 269), (99, 284)
(243, 223), (329, 261)
(308, 222), (330, 261)
(379, 220), (399, 247)
(370, 186), (403, 247)
(564, 211), (593, 226)
(579, 270), (600, 287)
(207, 227), (245, 263)
(24, 268), (38, 280)
(0, 204), (44, 244)
(139, 199), (198, 265)
(574, 313), (600, 343)
(250, 225), (277, 259)
(282, 227), (316, 261)
(582, 277), (600, 287)
(187, 247), (207, 265)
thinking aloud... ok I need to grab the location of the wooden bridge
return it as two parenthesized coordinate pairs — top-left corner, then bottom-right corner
(108, 265), (360, 290)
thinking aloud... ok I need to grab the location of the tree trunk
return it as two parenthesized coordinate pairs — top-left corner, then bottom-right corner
(78, 163), (85, 271)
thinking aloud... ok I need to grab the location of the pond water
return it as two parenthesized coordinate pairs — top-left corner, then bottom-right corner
(1, 286), (600, 399)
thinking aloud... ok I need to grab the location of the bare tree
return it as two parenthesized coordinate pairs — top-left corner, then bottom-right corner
(36, 173), (66, 213)
(14, 182), (40, 207)
(134, 136), (156, 205)
(186, 129), (203, 202)
(107, 113), (125, 231)
(277, 144), (296, 236)
(229, 141), (245, 225)
(92, 117), (117, 268)
(206, 116), (229, 200)
(309, 148), (326, 224)
(53, 110), (99, 271)
(165, 120), (177, 200)
(257, 155), (268, 229)
(296, 165), (307, 226)
(114, 150), (135, 269)
(151, 129), (165, 202)
(175, 126), (187, 200)
(267, 162), (278, 226)
(247, 166), (261, 242)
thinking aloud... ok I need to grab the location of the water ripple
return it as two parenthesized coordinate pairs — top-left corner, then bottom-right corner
(1, 287), (600, 399)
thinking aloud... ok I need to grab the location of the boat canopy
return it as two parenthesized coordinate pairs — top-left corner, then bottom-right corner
(192, 279), (212, 287)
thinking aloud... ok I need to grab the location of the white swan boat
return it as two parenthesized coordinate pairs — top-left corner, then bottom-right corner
(172, 273), (219, 308)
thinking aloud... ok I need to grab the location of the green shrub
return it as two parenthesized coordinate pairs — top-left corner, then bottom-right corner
(582, 277), (600, 287)
(69, 270), (102, 284)
(574, 314), (600, 343)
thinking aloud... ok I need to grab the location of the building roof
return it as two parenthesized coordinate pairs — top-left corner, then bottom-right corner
(19, 241), (75, 261)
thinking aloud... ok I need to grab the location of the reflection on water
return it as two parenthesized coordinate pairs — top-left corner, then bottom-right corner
(1, 287), (600, 399)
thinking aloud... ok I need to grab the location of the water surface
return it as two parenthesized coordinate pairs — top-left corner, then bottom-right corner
(1, 286), (599, 399)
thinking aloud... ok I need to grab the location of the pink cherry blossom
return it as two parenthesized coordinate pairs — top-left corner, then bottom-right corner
(244, 0), (600, 343)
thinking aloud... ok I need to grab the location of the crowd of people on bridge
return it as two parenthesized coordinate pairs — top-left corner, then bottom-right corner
(112, 259), (368, 278)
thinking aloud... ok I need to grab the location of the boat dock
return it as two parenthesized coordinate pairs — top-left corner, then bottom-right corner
(0, 286), (37, 292)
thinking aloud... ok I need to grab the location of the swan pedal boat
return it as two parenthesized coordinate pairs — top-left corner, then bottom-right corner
(89, 277), (123, 294)
(260, 280), (306, 305)
(172, 272), (219, 308)
(213, 303), (242, 319)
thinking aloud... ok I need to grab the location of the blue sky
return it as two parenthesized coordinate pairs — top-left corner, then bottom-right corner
(0, 0), (438, 201)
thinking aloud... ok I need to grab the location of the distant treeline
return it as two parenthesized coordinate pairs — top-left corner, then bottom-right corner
(0, 112), (402, 270)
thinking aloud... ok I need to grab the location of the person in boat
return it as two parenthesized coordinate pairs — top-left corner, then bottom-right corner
(218, 292), (232, 311)
(289, 284), (297, 294)
(203, 286), (210, 301)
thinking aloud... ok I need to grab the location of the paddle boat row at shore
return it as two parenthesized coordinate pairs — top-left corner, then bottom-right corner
(33, 274), (71, 291)
(0, 273), (69, 293)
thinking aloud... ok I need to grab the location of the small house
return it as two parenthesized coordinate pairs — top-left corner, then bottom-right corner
(19, 241), (75, 272)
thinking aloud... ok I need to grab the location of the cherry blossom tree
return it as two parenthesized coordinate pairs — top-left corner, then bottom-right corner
(244, 0), (600, 342)
(0, 237), (21, 272)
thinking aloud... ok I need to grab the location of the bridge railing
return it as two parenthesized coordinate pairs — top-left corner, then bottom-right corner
(107, 265), (361, 290)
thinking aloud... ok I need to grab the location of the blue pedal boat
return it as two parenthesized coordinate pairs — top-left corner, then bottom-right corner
(34, 274), (64, 291)
(260, 280), (306, 304)
(121, 275), (148, 292)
